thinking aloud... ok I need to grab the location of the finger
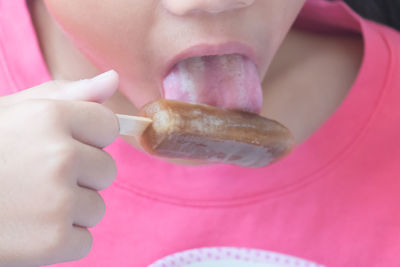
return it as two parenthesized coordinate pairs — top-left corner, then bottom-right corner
(67, 101), (120, 148)
(74, 141), (117, 191)
(61, 226), (93, 263)
(0, 70), (119, 106)
(72, 186), (106, 228)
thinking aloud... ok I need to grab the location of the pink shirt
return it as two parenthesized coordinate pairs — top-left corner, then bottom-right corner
(1, 0), (400, 266)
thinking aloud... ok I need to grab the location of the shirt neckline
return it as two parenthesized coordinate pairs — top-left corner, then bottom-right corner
(108, 0), (390, 207)
(4, 0), (391, 207)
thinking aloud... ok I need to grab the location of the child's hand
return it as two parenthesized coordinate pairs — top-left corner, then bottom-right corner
(0, 71), (119, 266)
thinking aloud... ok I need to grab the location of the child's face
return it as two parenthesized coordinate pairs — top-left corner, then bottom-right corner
(43, 0), (305, 110)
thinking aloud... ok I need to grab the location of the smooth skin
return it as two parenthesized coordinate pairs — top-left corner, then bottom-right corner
(32, 0), (362, 144)
(0, 0), (363, 265)
(0, 71), (119, 266)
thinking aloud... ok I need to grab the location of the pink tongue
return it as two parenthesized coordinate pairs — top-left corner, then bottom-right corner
(163, 54), (263, 113)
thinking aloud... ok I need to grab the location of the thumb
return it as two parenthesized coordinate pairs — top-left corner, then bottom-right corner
(1, 70), (119, 105)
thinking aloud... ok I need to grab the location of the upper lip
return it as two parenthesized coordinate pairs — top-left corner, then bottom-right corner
(162, 42), (259, 79)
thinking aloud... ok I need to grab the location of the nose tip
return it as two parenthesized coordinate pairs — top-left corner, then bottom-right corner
(162, 0), (255, 16)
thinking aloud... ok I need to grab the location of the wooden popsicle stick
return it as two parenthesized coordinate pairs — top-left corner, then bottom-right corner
(117, 114), (152, 137)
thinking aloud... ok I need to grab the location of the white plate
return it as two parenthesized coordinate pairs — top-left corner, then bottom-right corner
(149, 247), (325, 267)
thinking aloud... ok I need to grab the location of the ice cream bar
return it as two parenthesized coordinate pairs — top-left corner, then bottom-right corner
(134, 99), (294, 168)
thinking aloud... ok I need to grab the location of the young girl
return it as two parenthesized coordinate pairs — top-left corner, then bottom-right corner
(1, 0), (399, 266)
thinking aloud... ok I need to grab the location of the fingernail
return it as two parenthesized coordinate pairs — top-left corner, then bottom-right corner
(71, 70), (119, 103)
(91, 70), (118, 82)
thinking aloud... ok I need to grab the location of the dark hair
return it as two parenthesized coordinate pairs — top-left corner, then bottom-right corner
(340, 0), (400, 30)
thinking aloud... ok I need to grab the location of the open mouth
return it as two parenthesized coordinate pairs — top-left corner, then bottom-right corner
(162, 53), (263, 114)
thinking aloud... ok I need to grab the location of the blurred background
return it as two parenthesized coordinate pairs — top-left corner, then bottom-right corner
(342, 0), (400, 30)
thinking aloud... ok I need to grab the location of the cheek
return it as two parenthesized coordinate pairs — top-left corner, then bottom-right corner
(43, 1), (121, 65)
(233, 0), (304, 79)
(44, 1), (135, 58)
(43, 0), (159, 106)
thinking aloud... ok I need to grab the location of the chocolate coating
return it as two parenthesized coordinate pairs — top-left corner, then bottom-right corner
(138, 100), (294, 168)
